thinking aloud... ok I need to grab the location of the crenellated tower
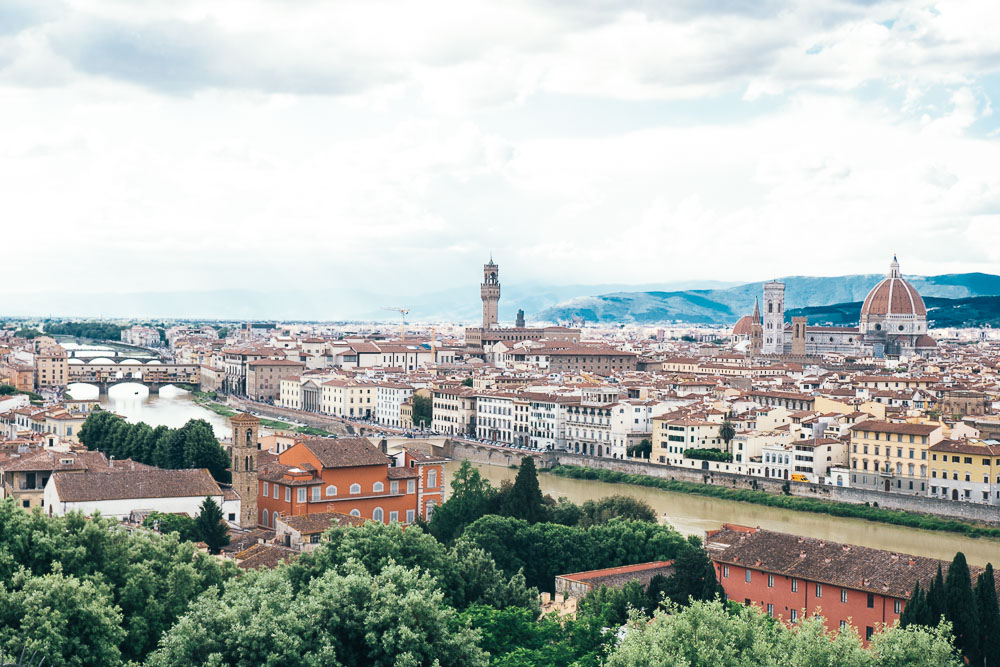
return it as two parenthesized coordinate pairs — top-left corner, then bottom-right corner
(481, 256), (500, 329)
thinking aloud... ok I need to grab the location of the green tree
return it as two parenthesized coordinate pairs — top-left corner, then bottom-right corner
(867, 620), (962, 666)
(501, 457), (544, 523)
(144, 511), (198, 541)
(927, 563), (947, 624)
(428, 460), (498, 543)
(719, 419), (736, 448)
(0, 567), (126, 667)
(194, 496), (230, 554)
(945, 552), (980, 663)
(900, 581), (930, 628)
(411, 394), (432, 429)
(626, 438), (652, 459)
(975, 563), (1000, 667)
(578, 495), (657, 527)
(659, 539), (724, 606)
(462, 377), (474, 387)
(646, 573), (672, 612)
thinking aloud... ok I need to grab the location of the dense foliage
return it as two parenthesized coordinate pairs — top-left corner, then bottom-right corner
(0, 500), (236, 664)
(411, 393), (432, 429)
(0, 384), (43, 402)
(550, 464), (1000, 539)
(607, 599), (962, 666)
(900, 553), (1000, 665)
(683, 447), (733, 462)
(43, 321), (126, 341)
(79, 410), (231, 483)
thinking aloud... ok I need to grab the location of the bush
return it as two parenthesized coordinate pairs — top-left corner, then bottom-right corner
(683, 448), (732, 462)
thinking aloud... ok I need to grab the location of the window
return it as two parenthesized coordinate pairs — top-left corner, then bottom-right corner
(273, 484), (279, 499)
(389, 511), (399, 523)
(285, 486), (291, 502)
(350, 509), (361, 517)
(745, 569), (752, 583)
(263, 481), (269, 496)
(428, 469), (438, 488)
(791, 579), (798, 593)
(326, 485), (337, 497)
(373, 481), (384, 493)
(894, 600), (901, 614)
(790, 609), (798, 623)
(723, 565), (729, 578)
(866, 627), (874, 641)
(840, 620), (847, 630)
(390, 481), (399, 494)
(261, 509), (269, 526)
(407, 479), (416, 494)
(867, 594), (874, 609)
(841, 590), (848, 603)
(373, 507), (384, 522)
(406, 509), (415, 524)
(350, 483), (361, 495)
(309, 533), (321, 544)
(767, 603), (774, 617)
(311, 486), (320, 501)
(768, 574), (774, 588)
(816, 583), (822, 598)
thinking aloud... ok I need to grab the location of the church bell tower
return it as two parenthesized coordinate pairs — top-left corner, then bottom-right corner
(481, 256), (500, 329)
(230, 412), (260, 528)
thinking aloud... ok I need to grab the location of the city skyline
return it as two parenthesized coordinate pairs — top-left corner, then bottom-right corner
(2, 0), (1000, 297)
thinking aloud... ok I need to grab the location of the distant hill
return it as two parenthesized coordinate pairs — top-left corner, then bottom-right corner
(535, 273), (1000, 326)
(788, 295), (1000, 329)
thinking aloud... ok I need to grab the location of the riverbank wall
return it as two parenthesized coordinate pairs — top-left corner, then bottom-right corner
(225, 398), (354, 436)
(442, 439), (550, 468)
(545, 452), (1000, 526)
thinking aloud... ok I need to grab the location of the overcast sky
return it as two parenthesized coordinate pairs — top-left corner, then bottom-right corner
(2, 0), (1000, 296)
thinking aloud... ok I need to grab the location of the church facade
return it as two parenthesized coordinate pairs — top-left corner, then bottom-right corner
(733, 258), (937, 359)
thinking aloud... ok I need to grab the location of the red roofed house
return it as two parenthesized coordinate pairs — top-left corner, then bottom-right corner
(257, 437), (445, 529)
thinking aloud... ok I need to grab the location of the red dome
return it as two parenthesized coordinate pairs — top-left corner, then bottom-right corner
(733, 315), (753, 336)
(860, 258), (926, 317)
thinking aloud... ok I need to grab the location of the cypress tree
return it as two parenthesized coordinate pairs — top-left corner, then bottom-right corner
(194, 496), (230, 555)
(900, 581), (924, 628)
(927, 562), (946, 625)
(501, 456), (544, 523)
(976, 563), (1000, 667)
(945, 552), (980, 664)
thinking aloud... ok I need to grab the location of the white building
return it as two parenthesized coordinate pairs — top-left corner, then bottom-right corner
(45, 468), (224, 519)
(375, 382), (414, 428)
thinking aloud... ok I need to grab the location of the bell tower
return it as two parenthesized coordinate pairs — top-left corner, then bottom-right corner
(230, 412), (260, 528)
(762, 281), (785, 355)
(481, 256), (500, 330)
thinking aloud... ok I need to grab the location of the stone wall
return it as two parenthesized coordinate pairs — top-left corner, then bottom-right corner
(547, 453), (1000, 525)
(443, 439), (550, 468)
(226, 398), (353, 436)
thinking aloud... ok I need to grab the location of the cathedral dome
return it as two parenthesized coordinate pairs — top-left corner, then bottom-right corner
(732, 315), (753, 337)
(860, 257), (926, 318)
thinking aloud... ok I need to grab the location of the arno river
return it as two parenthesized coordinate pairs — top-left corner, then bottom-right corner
(447, 461), (1000, 567)
(65, 383), (997, 567)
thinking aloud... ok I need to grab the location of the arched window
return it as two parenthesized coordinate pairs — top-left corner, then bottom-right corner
(326, 485), (337, 497)
(350, 483), (361, 494)
(246, 428), (253, 446)
(373, 481), (384, 493)
(350, 509), (361, 517)
(768, 302), (773, 313)
(261, 509), (269, 527)
(373, 507), (384, 522)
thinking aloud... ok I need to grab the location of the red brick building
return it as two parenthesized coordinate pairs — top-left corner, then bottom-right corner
(706, 524), (997, 645)
(257, 436), (445, 529)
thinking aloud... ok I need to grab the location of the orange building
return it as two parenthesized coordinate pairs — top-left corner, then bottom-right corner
(257, 436), (445, 529)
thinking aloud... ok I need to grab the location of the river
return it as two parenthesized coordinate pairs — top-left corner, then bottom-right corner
(67, 382), (233, 438)
(448, 461), (1000, 567)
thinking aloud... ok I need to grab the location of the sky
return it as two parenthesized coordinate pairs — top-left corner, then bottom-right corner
(2, 0), (1000, 298)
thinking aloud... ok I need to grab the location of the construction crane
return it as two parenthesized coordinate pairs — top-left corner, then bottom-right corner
(382, 307), (409, 341)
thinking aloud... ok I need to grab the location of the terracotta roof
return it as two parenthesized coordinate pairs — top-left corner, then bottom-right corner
(848, 420), (939, 436)
(861, 275), (926, 317)
(51, 468), (221, 502)
(278, 511), (364, 534)
(706, 525), (995, 600)
(297, 437), (389, 468)
(559, 560), (676, 583)
(386, 466), (419, 479)
(236, 543), (297, 570)
(929, 439), (1000, 456)
(230, 412), (260, 424)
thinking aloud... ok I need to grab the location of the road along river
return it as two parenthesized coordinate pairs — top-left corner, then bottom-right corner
(446, 461), (1000, 567)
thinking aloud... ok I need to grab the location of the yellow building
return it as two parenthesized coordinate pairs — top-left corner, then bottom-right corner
(848, 421), (943, 494)
(927, 439), (1000, 505)
(34, 345), (68, 390)
(321, 379), (375, 419)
